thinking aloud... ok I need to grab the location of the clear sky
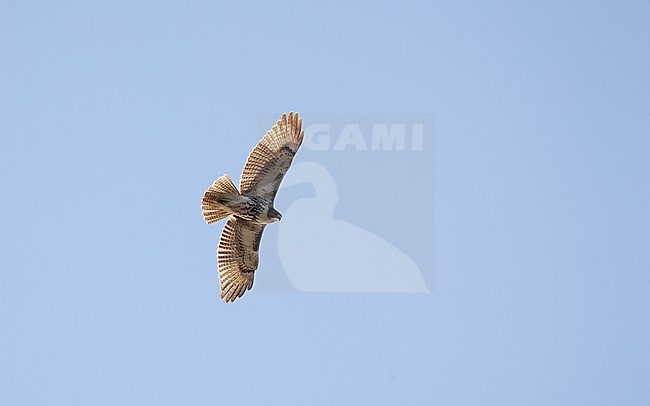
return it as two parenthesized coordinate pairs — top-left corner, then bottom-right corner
(1, 1), (649, 404)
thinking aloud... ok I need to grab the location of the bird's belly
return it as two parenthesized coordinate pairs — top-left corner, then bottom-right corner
(255, 212), (276, 224)
(228, 196), (265, 222)
(234, 212), (275, 224)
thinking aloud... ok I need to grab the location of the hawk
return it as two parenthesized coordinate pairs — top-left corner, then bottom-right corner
(201, 112), (305, 302)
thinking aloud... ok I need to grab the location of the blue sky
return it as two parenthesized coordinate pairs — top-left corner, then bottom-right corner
(1, 1), (649, 404)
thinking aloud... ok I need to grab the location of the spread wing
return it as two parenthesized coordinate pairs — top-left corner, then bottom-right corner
(239, 112), (304, 202)
(217, 217), (265, 303)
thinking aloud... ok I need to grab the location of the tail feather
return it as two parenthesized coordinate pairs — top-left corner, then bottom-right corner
(202, 174), (239, 224)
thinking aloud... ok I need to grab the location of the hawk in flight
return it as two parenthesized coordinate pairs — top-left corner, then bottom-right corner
(201, 112), (304, 302)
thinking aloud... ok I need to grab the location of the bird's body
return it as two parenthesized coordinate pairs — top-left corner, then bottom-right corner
(207, 192), (278, 224)
(201, 112), (304, 302)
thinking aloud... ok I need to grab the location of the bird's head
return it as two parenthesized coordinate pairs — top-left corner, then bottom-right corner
(268, 207), (282, 222)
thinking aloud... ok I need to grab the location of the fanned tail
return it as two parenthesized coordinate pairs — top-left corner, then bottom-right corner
(202, 174), (240, 224)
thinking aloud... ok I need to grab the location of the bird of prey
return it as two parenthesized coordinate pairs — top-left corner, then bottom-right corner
(201, 112), (304, 303)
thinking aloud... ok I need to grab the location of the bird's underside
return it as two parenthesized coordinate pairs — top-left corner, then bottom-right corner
(201, 112), (304, 303)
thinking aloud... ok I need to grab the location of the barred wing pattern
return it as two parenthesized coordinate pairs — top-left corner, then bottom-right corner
(217, 217), (266, 303)
(239, 112), (304, 202)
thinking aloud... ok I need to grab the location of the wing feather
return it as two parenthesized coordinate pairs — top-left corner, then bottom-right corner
(239, 112), (304, 201)
(217, 217), (266, 303)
